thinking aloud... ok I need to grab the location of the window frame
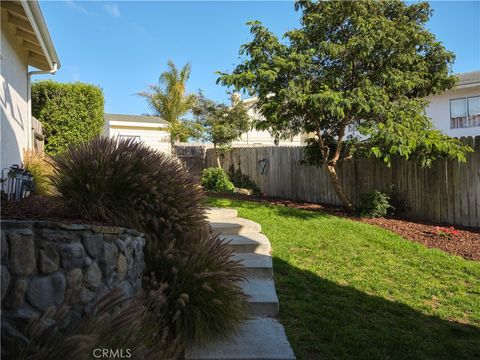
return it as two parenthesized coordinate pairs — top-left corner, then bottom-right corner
(449, 95), (480, 129)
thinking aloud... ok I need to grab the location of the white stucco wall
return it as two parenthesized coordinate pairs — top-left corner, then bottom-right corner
(107, 125), (171, 154)
(425, 86), (480, 137)
(233, 103), (305, 146)
(1, 9), (29, 172)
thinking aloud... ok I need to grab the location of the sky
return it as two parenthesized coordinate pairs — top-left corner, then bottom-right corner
(37, 0), (480, 115)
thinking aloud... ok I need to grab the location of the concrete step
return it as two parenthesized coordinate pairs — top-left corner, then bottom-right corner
(233, 253), (273, 279)
(186, 317), (296, 360)
(210, 218), (261, 236)
(220, 234), (271, 255)
(241, 278), (279, 316)
(206, 208), (238, 221)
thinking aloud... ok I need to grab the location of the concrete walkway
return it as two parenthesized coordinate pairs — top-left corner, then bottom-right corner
(186, 208), (296, 360)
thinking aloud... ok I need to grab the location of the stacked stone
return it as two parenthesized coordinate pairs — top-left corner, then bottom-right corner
(1, 221), (145, 336)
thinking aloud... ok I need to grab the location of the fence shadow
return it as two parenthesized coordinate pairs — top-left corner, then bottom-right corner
(272, 257), (480, 360)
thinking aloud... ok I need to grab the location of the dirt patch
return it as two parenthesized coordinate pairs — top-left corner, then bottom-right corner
(208, 192), (480, 261)
(1, 196), (111, 226)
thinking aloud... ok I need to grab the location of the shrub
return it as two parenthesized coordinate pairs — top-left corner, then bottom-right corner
(51, 137), (248, 351)
(201, 167), (235, 193)
(22, 150), (54, 196)
(357, 190), (394, 218)
(32, 80), (104, 155)
(228, 165), (261, 195)
(146, 232), (247, 348)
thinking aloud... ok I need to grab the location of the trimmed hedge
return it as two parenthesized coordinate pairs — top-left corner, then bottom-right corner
(32, 80), (104, 155)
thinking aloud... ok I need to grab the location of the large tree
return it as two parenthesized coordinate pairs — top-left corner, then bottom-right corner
(137, 60), (197, 148)
(193, 92), (250, 167)
(218, 0), (471, 211)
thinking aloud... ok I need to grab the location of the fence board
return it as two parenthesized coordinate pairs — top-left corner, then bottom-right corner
(189, 137), (479, 227)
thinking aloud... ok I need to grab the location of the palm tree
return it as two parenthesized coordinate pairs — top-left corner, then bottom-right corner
(137, 60), (197, 150)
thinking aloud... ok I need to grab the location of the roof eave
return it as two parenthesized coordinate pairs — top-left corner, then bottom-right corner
(21, 0), (60, 71)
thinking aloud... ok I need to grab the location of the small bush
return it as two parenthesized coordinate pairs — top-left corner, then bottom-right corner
(22, 150), (54, 196)
(201, 167), (235, 193)
(32, 80), (104, 155)
(358, 190), (394, 218)
(228, 165), (261, 195)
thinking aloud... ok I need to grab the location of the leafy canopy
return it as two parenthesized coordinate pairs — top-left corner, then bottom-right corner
(137, 60), (198, 142)
(192, 92), (250, 148)
(217, 0), (472, 167)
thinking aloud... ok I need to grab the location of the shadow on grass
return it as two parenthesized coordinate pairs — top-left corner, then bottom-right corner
(273, 257), (480, 360)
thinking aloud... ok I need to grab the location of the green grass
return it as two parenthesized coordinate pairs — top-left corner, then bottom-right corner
(206, 197), (480, 360)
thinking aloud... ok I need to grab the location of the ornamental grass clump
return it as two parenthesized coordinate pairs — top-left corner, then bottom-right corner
(51, 136), (208, 250)
(146, 231), (248, 348)
(3, 288), (179, 360)
(51, 136), (248, 352)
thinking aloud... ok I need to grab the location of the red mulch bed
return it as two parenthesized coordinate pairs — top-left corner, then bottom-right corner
(208, 192), (480, 261)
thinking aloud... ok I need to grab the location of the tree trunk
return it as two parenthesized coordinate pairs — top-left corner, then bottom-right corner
(326, 163), (354, 212)
(213, 143), (221, 168)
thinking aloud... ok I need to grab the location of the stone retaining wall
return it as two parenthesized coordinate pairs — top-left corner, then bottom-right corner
(1, 220), (145, 332)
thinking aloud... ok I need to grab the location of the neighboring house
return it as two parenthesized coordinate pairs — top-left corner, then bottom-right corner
(232, 97), (309, 146)
(1, 0), (60, 172)
(103, 113), (171, 153)
(425, 71), (480, 137)
(238, 71), (480, 145)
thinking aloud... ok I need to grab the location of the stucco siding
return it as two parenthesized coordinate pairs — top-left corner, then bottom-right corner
(1, 8), (29, 172)
(425, 87), (480, 137)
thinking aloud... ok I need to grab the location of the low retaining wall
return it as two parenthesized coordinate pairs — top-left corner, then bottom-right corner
(1, 220), (145, 332)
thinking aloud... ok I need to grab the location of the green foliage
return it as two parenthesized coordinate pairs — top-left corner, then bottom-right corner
(193, 92), (250, 149)
(137, 60), (198, 144)
(217, 0), (472, 207)
(32, 80), (104, 155)
(228, 165), (261, 195)
(357, 190), (394, 218)
(51, 137), (247, 352)
(201, 167), (235, 193)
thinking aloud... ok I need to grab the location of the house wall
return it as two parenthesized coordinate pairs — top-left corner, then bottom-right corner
(0, 8), (29, 173)
(108, 125), (171, 154)
(425, 86), (480, 137)
(233, 104), (306, 146)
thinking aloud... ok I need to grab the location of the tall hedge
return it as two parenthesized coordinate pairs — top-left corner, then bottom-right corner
(32, 80), (104, 155)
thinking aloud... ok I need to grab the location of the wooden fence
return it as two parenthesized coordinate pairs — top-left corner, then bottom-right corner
(174, 145), (207, 177)
(203, 136), (480, 228)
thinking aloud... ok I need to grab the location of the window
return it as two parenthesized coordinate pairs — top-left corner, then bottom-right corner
(450, 96), (480, 129)
(468, 96), (480, 127)
(118, 135), (140, 142)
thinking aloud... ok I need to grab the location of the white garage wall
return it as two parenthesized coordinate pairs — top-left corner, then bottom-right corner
(108, 127), (171, 154)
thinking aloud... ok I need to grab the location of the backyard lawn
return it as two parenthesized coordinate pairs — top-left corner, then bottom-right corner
(207, 197), (480, 360)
